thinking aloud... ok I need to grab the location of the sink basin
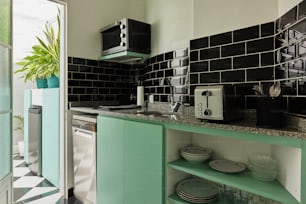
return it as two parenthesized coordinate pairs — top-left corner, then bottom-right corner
(134, 110), (181, 120)
(135, 111), (163, 116)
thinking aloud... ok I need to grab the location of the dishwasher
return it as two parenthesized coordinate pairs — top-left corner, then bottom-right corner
(72, 114), (97, 204)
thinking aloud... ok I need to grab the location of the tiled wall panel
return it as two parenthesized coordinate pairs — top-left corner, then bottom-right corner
(144, 0), (306, 115)
(68, 57), (143, 104)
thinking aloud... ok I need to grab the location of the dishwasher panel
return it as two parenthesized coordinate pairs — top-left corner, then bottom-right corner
(72, 114), (96, 204)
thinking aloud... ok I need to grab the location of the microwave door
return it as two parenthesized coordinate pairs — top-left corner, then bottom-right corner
(101, 25), (126, 55)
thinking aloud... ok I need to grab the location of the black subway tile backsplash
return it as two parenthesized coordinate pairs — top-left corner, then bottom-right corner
(190, 73), (199, 84)
(157, 54), (164, 62)
(190, 37), (208, 50)
(261, 52), (275, 66)
(246, 67), (274, 81)
(200, 47), (220, 60)
(210, 58), (232, 71)
(68, 56), (142, 104)
(299, 0), (306, 19)
(261, 22), (275, 37)
(233, 25), (259, 42)
(280, 6), (297, 29)
(190, 61), (208, 73)
(73, 57), (86, 65)
(233, 54), (259, 69)
(68, 65), (78, 72)
(210, 32), (232, 46)
(165, 51), (174, 60)
(73, 73), (85, 79)
(200, 72), (220, 83)
(247, 37), (274, 53)
(87, 59), (98, 66)
(221, 70), (245, 82)
(190, 50), (199, 61)
(221, 42), (245, 57)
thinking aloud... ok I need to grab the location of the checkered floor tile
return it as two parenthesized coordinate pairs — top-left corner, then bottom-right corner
(13, 155), (82, 204)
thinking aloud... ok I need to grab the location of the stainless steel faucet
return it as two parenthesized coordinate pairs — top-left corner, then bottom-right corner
(160, 77), (181, 112)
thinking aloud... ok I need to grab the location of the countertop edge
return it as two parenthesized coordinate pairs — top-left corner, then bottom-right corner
(69, 107), (305, 141)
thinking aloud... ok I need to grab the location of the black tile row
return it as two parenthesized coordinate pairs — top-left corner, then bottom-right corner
(190, 51), (275, 73)
(189, 66), (282, 84)
(190, 21), (275, 50)
(190, 37), (274, 62)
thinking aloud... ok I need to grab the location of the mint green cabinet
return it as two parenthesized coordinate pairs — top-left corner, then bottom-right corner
(97, 116), (164, 204)
(23, 89), (60, 187)
(42, 88), (60, 188)
(97, 116), (124, 204)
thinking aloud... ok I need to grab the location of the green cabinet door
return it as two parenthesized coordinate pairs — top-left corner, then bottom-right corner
(97, 116), (164, 204)
(97, 116), (124, 204)
(42, 88), (59, 187)
(123, 120), (164, 204)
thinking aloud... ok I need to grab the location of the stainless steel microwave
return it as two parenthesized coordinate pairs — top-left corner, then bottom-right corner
(100, 18), (151, 56)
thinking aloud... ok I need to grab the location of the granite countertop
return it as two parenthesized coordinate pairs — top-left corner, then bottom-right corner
(70, 106), (306, 140)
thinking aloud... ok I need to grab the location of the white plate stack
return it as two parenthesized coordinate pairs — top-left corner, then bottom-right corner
(248, 154), (278, 181)
(176, 178), (219, 203)
(180, 146), (213, 163)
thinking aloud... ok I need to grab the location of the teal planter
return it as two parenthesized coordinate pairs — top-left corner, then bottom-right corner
(47, 75), (59, 88)
(36, 78), (48, 88)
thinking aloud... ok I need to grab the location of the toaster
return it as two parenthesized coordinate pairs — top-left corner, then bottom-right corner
(194, 85), (243, 121)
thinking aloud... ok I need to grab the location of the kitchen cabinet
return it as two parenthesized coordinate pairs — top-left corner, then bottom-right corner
(96, 113), (306, 204)
(41, 88), (60, 188)
(23, 88), (60, 188)
(97, 116), (164, 204)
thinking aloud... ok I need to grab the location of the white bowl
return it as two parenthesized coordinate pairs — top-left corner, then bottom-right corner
(180, 146), (212, 163)
(181, 152), (210, 163)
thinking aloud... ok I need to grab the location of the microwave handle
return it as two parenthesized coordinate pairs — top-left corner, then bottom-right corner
(100, 20), (121, 32)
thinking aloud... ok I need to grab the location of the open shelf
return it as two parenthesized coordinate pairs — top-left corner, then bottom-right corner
(168, 159), (299, 204)
(98, 51), (150, 64)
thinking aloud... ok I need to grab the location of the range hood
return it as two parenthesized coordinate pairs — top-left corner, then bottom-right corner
(99, 51), (150, 64)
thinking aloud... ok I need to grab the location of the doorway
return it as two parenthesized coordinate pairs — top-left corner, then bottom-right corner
(12, 0), (67, 203)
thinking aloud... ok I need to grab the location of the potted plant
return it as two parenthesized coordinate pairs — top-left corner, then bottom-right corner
(14, 12), (60, 88)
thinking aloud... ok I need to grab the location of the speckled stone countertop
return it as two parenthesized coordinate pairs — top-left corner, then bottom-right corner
(70, 105), (306, 140)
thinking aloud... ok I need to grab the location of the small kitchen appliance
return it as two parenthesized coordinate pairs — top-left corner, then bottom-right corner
(194, 85), (243, 121)
(100, 18), (151, 56)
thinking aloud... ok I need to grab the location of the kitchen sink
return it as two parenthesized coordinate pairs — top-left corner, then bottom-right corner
(135, 111), (162, 116)
(134, 110), (181, 120)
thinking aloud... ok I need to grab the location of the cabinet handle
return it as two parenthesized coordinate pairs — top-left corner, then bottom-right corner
(73, 129), (94, 139)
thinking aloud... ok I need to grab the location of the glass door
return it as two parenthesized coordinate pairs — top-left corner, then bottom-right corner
(0, 0), (12, 203)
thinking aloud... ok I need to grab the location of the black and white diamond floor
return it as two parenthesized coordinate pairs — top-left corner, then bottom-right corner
(13, 155), (81, 204)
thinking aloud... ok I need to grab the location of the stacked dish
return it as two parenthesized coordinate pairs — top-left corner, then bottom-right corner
(180, 146), (212, 163)
(248, 154), (278, 181)
(176, 178), (219, 203)
(209, 159), (246, 173)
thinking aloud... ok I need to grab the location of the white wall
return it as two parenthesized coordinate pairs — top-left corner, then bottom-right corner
(193, 0), (279, 39)
(144, 0), (278, 55)
(144, 0), (193, 56)
(278, 0), (303, 16)
(66, 0), (145, 60)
